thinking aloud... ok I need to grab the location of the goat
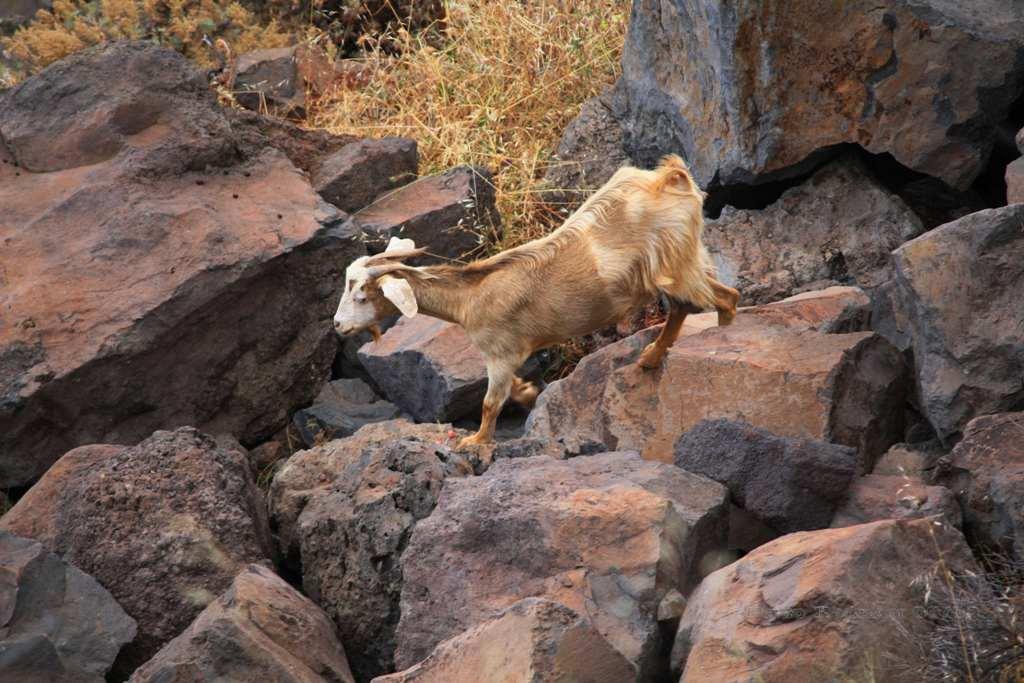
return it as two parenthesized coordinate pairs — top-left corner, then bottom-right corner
(334, 155), (740, 449)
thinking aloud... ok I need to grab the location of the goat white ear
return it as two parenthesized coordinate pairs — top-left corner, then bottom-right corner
(379, 276), (418, 317)
(384, 237), (417, 254)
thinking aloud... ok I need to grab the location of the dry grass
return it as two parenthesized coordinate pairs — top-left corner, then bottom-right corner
(309, 0), (629, 251)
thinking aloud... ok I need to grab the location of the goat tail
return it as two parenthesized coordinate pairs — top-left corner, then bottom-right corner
(651, 154), (705, 201)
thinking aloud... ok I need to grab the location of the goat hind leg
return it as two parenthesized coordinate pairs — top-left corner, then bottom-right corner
(510, 376), (539, 408)
(710, 277), (740, 326)
(638, 298), (701, 369)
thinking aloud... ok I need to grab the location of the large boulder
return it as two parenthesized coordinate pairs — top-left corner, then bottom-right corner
(269, 420), (474, 681)
(617, 0), (1024, 190)
(0, 42), (367, 488)
(932, 411), (1024, 557)
(672, 518), (979, 682)
(706, 156), (923, 305)
(674, 419), (859, 533)
(314, 137), (418, 213)
(0, 428), (274, 672)
(526, 288), (907, 465)
(358, 316), (487, 422)
(353, 166), (500, 259)
(130, 564), (355, 683)
(394, 452), (730, 681)
(291, 378), (403, 448)
(0, 531), (136, 683)
(831, 474), (961, 528)
(884, 204), (1024, 441)
(374, 598), (634, 683)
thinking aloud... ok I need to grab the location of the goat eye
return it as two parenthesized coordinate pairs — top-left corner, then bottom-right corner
(354, 292), (367, 303)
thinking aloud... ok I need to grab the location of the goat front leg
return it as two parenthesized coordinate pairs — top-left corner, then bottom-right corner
(638, 298), (702, 369)
(457, 361), (515, 449)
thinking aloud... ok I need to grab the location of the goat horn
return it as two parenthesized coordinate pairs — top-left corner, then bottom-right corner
(365, 247), (428, 264)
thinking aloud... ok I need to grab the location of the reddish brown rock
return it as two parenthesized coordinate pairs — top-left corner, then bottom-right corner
(705, 156), (923, 305)
(619, 0), (1024, 190)
(526, 289), (907, 465)
(672, 518), (979, 682)
(357, 316), (488, 422)
(314, 137), (418, 213)
(0, 428), (274, 673)
(130, 564), (355, 683)
(374, 598), (634, 683)
(0, 531), (136, 683)
(932, 412), (1024, 557)
(394, 452), (730, 680)
(831, 474), (960, 528)
(233, 44), (344, 118)
(0, 42), (366, 487)
(353, 166), (500, 259)
(269, 420), (474, 680)
(885, 205), (1024, 440)
(1006, 157), (1024, 205)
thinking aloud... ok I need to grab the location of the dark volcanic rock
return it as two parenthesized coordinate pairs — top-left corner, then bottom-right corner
(617, 0), (1024, 190)
(358, 316), (488, 423)
(269, 420), (474, 681)
(291, 378), (403, 447)
(394, 452), (729, 681)
(0, 531), (136, 683)
(314, 137), (418, 213)
(883, 205), (1024, 441)
(130, 564), (355, 683)
(353, 165), (500, 260)
(706, 156), (923, 305)
(675, 419), (858, 533)
(0, 42), (367, 487)
(672, 518), (979, 682)
(0, 428), (274, 673)
(932, 411), (1024, 557)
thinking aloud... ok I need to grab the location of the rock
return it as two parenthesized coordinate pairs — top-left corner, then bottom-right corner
(269, 420), (473, 680)
(358, 316), (488, 422)
(394, 452), (729, 680)
(672, 518), (979, 682)
(0, 42), (367, 487)
(233, 44), (342, 118)
(129, 564), (355, 683)
(291, 378), (403, 447)
(526, 289), (907, 465)
(0, 0), (50, 33)
(0, 428), (274, 672)
(831, 474), (960, 528)
(374, 598), (634, 683)
(248, 441), (287, 474)
(1006, 157), (1024, 204)
(0, 531), (136, 683)
(931, 412), (1024, 557)
(706, 156), (923, 305)
(885, 205), (1024, 441)
(543, 89), (629, 213)
(675, 419), (858, 533)
(617, 0), (1024, 190)
(872, 442), (938, 479)
(353, 166), (500, 259)
(225, 107), (356, 176)
(314, 137), (418, 213)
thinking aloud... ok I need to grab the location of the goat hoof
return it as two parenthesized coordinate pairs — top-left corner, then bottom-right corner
(510, 382), (539, 408)
(718, 311), (736, 326)
(637, 343), (664, 369)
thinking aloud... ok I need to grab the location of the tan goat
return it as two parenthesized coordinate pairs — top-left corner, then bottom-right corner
(334, 156), (740, 448)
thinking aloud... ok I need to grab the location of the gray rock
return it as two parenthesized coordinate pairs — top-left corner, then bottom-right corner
(291, 378), (403, 447)
(0, 42), (366, 487)
(830, 474), (961, 528)
(130, 564), (355, 683)
(315, 137), (418, 213)
(0, 531), (136, 683)
(354, 165), (500, 260)
(705, 156), (923, 305)
(268, 420), (475, 681)
(617, 0), (1024, 190)
(234, 46), (304, 116)
(931, 411), (1024, 557)
(674, 419), (858, 533)
(394, 452), (729, 680)
(0, 428), (274, 674)
(1006, 156), (1024, 204)
(885, 205), (1024, 441)
(358, 316), (487, 422)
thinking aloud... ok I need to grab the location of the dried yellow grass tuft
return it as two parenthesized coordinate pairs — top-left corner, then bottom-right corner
(309, 0), (628, 251)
